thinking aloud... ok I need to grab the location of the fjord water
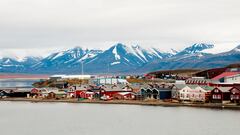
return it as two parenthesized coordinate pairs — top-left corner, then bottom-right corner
(0, 79), (37, 87)
(0, 102), (239, 135)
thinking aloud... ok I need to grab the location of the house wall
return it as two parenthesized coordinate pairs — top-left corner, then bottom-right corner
(178, 87), (191, 101)
(159, 91), (171, 99)
(229, 88), (240, 103)
(189, 87), (207, 102)
(171, 89), (179, 99)
(75, 90), (94, 99)
(225, 74), (240, 83)
(210, 88), (223, 103)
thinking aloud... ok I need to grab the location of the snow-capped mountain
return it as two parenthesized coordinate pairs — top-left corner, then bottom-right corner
(31, 47), (103, 72)
(0, 56), (42, 72)
(229, 45), (240, 53)
(168, 49), (179, 56)
(82, 43), (171, 73)
(175, 43), (214, 56)
(138, 44), (240, 73)
(1, 43), (240, 74)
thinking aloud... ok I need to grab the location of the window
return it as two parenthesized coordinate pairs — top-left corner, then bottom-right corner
(213, 94), (221, 99)
(231, 95), (240, 99)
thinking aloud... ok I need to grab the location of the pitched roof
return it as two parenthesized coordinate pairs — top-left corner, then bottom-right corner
(198, 86), (214, 91)
(212, 72), (240, 80)
(102, 84), (131, 91)
(172, 84), (187, 90)
(215, 87), (232, 92)
(187, 85), (199, 89)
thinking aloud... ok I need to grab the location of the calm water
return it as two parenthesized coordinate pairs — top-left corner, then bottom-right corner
(0, 79), (38, 87)
(0, 102), (239, 135)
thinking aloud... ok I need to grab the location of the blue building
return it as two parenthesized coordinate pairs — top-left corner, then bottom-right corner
(140, 84), (172, 100)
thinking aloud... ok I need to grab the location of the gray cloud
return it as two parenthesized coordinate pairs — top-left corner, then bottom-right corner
(0, 0), (239, 57)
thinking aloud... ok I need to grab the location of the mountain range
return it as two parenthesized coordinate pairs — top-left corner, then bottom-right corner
(0, 43), (240, 74)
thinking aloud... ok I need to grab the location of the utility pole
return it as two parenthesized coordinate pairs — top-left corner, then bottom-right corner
(107, 63), (110, 74)
(81, 61), (84, 75)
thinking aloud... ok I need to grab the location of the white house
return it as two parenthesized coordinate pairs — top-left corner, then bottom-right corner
(189, 86), (207, 102)
(91, 78), (128, 85)
(178, 86), (193, 101)
(224, 74), (240, 83)
(171, 84), (186, 99)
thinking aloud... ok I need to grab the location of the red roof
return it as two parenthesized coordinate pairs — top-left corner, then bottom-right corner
(212, 72), (240, 80)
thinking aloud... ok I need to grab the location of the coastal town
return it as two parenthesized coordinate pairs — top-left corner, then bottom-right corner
(1, 63), (240, 109)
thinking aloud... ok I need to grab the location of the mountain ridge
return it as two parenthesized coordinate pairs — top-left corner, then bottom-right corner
(0, 43), (240, 74)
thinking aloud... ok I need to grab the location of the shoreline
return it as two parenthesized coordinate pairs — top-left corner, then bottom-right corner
(1, 98), (240, 110)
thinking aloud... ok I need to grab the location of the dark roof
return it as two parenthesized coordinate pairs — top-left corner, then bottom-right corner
(214, 87), (232, 92)
(195, 67), (227, 79)
(147, 69), (201, 76)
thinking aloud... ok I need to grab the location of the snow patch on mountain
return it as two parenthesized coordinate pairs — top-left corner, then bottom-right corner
(51, 52), (65, 60)
(202, 43), (237, 54)
(232, 45), (240, 52)
(132, 45), (148, 62)
(112, 46), (121, 60)
(168, 49), (178, 55)
(111, 61), (121, 65)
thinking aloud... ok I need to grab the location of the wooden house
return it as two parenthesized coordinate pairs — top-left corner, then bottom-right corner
(229, 86), (240, 103)
(157, 84), (172, 100)
(47, 92), (56, 99)
(100, 84), (133, 100)
(210, 87), (231, 103)
(74, 85), (89, 98)
(189, 86), (213, 102)
(171, 84), (186, 99)
(47, 90), (67, 99)
(30, 88), (40, 98)
(76, 91), (95, 99)
(38, 88), (50, 98)
(178, 85), (196, 101)
(112, 92), (136, 100)
(140, 84), (172, 100)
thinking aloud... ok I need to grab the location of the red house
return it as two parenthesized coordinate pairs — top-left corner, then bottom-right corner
(229, 87), (240, 103)
(74, 85), (89, 98)
(210, 87), (231, 103)
(112, 92), (136, 100)
(75, 90), (94, 99)
(100, 85), (133, 100)
(30, 88), (41, 97)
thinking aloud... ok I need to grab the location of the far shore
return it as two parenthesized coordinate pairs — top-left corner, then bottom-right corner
(1, 98), (240, 110)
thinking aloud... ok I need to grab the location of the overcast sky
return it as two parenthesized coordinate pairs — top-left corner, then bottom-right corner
(0, 0), (240, 58)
